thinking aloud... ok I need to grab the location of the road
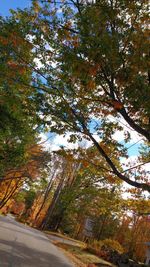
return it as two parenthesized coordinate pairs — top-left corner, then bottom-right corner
(0, 215), (75, 267)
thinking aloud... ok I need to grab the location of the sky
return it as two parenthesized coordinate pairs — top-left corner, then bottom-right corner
(0, 0), (30, 17)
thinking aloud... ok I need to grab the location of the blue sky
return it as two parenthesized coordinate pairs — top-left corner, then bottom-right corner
(0, 0), (30, 16)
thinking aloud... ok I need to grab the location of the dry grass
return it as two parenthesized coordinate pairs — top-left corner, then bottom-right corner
(44, 230), (86, 248)
(54, 242), (87, 267)
(44, 231), (116, 267)
(54, 242), (114, 267)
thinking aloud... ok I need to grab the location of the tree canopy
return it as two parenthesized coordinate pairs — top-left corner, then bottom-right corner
(6, 0), (149, 191)
(0, 15), (43, 176)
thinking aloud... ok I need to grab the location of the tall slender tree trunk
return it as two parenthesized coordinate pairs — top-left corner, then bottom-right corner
(40, 165), (67, 230)
(33, 167), (57, 226)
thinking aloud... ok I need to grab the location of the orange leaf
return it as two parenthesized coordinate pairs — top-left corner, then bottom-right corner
(112, 100), (123, 110)
(7, 61), (18, 68)
(0, 36), (8, 45)
(87, 80), (96, 89)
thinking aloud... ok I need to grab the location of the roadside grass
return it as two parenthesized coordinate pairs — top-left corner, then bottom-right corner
(0, 211), (5, 216)
(44, 230), (86, 248)
(44, 231), (116, 266)
(54, 242), (115, 267)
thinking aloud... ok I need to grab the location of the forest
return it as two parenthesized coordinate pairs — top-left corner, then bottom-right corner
(0, 0), (150, 265)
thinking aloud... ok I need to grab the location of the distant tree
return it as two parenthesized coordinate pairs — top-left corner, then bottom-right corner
(0, 145), (50, 209)
(39, 147), (122, 232)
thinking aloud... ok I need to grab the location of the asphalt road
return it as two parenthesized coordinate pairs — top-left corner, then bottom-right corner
(0, 215), (75, 267)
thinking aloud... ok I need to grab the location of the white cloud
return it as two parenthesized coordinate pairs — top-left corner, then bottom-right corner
(109, 115), (144, 143)
(39, 132), (80, 151)
(34, 57), (44, 69)
(120, 155), (138, 169)
(39, 129), (102, 152)
(50, 133), (78, 150)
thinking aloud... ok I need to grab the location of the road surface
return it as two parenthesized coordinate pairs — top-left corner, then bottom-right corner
(0, 215), (75, 267)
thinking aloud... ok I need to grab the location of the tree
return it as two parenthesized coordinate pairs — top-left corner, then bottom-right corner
(10, 0), (150, 192)
(116, 211), (150, 262)
(39, 150), (80, 230)
(115, 195), (150, 261)
(39, 146), (122, 232)
(0, 144), (50, 210)
(0, 15), (42, 177)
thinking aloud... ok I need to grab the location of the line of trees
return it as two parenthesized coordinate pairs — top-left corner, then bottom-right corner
(3, 147), (150, 261)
